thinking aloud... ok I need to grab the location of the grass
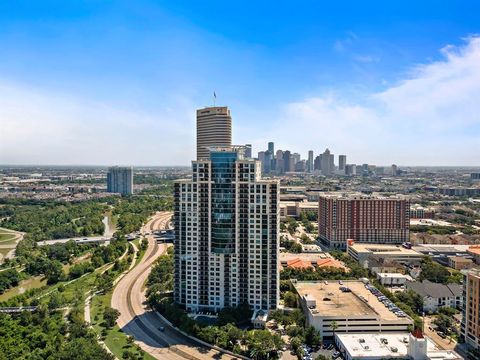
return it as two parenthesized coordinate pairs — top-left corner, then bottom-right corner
(91, 288), (155, 360)
(0, 233), (16, 242)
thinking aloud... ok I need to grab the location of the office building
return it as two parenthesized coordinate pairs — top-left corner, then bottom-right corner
(345, 164), (356, 176)
(338, 155), (347, 172)
(283, 151), (293, 173)
(107, 166), (133, 195)
(244, 144), (252, 158)
(314, 155), (321, 171)
(471, 173), (480, 181)
(462, 269), (480, 350)
(391, 164), (398, 176)
(174, 146), (279, 313)
(319, 193), (410, 249)
(196, 106), (232, 160)
(275, 150), (284, 174)
(307, 150), (314, 173)
(295, 160), (306, 172)
(268, 142), (274, 154)
(320, 148), (335, 175)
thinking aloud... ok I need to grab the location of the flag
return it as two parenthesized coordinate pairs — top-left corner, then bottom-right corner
(214, 91), (216, 98)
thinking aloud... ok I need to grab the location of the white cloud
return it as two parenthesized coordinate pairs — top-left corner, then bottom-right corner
(272, 36), (480, 166)
(0, 81), (196, 165)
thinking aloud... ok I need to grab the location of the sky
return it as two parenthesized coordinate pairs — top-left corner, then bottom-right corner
(0, 1), (480, 166)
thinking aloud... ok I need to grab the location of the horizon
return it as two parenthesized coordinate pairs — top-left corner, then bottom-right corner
(1, 1), (480, 166)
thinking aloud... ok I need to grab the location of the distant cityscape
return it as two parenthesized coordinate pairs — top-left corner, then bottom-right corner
(1, 105), (480, 360)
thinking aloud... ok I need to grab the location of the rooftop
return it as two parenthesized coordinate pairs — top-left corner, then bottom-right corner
(336, 333), (461, 360)
(319, 192), (408, 200)
(406, 280), (462, 298)
(294, 281), (409, 321)
(349, 243), (422, 256)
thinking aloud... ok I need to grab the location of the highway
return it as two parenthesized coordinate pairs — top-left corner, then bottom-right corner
(111, 211), (241, 360)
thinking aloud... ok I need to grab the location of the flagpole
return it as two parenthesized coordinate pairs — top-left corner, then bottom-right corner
(213, 91), (216, 107)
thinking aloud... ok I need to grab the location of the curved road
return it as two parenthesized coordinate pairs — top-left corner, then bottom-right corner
(112, 211), (240, 360)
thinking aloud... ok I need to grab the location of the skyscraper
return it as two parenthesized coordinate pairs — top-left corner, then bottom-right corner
(320, 148), (334, 175)
(268, 142), (274, 154)
(318, 193), (410, 249)
(174, 112), (280, 314)
(244, 144), (252, 158)
(307, 150), (314, 173)
(196, 106), (232, 160)
(275, 150), (284, 174)
(283, 151), (292, 173)
(338, 155), (347, 172)
(107, 166), (133, 195)
(462, 269), (480, 350)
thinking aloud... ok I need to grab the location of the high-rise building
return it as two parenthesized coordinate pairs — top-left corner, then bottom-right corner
(295, 160), (306, 172)
(275, 150), (284, 174)
(320, 148), (335, 176)
(244, 144), (252, 158)
(292, 153), (301, 167)
(107, 166), (133, 195)
(318, 193), (410, 249)
(338, 155), (347, 172)
(174, 145), (279, 313)
(345, 164), (356, 176)
(268, 142), (275, 154)
(307, 150), (314, 173)
(283, 151), (293, 173)
(391, 164), (398, 177)
(462, 269), (480, 350)
(196, 106), (232, 160)
(314, 155), (321, 171)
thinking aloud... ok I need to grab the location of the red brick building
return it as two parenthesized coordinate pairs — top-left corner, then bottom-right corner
(318, 193), (410, 249)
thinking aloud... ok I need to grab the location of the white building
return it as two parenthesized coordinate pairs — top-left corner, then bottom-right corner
(335, 331), (462, 360)
(406, 280), (463, 313)
(376, 273), (413, 286)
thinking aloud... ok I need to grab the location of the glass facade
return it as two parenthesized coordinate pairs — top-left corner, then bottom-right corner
(210, 151), (237, 254)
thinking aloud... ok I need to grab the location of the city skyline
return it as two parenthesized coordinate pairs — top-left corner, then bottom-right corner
(1, 1), (480, 166)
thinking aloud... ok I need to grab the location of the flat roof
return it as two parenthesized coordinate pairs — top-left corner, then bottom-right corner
(377, 273), (412, 279)
(294, 281), (409, 321)
(349, 243), (422, 256)
(280, 252), (332, 263)
(413, 244), (471, 253)
(336, 333), (461, 359)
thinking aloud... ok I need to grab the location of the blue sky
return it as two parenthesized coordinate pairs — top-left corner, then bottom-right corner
(1, 1), (479, 165)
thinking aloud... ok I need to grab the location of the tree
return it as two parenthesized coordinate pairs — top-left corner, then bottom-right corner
(304, 326), (321, 347)
(103, 307), (120, 328)
(330, 320), (338, 338)
(283, 291), (297, 308)
(45, 260), (65, 284)
(48, 291), (64, 310)
(433, 314), (454, 335)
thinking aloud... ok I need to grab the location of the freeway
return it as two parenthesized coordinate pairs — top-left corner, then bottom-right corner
(111, 211), (241, 360)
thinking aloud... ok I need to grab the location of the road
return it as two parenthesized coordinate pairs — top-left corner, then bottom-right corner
(111, 211), (241, 360)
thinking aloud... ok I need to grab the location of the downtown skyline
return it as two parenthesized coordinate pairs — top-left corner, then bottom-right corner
(1, 1), (480, 166)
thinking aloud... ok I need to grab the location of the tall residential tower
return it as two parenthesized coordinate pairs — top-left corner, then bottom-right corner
(107, 166), (133, 195)
(174, 107), (279, 313)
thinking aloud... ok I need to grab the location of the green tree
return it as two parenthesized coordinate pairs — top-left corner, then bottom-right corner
(283, 291), (297, 308)
(103, 307), (120, 329)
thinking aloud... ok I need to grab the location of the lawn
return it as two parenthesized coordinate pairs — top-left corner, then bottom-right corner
(0, 233), (16, 242)
(91, 290), (155, 360)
